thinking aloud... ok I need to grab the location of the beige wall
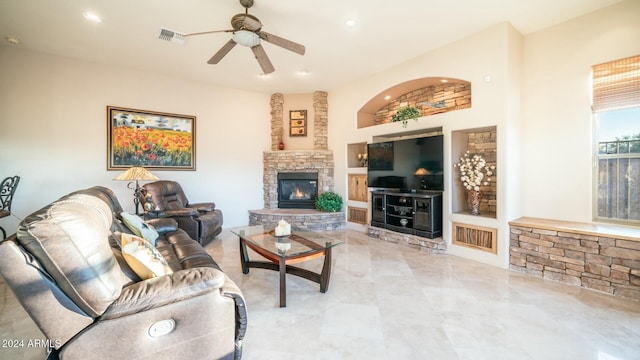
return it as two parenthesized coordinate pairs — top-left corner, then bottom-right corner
(330, 22), (522, 267)
(0, 47), (271, 230)
(521, 0), (640, 222)
(282, 93), (315, 150)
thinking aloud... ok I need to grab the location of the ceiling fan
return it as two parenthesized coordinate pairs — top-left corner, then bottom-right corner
(185, 0), (305, 74)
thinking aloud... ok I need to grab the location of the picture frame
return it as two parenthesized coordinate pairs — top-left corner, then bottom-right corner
(289, 110), (307, 137)
(107, 106), (196, 170)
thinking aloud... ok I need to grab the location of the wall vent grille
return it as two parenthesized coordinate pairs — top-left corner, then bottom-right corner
(348, 206), (368, 225)
(159, 28), (187, 45)
(452, 222), (497, 253)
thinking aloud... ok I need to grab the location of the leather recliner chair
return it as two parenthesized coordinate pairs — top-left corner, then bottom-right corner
(0, 187), (246, 359)
(141, 180), (223, 246)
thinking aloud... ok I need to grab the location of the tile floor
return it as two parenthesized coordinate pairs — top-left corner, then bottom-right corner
(2, 229), (640, 359)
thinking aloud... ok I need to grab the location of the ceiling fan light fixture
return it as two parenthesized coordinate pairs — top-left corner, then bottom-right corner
(232, 30), (260, 47)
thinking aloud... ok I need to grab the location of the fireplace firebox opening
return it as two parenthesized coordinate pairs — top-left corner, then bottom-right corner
(277, 172), (318, 209)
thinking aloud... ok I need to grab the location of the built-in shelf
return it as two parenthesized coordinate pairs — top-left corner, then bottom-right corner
(454, 210), (497, 218)
(347, 142), (367, 168)
(451, 126), (497, 219)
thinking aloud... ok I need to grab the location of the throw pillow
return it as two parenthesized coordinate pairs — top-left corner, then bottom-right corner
(120, 212), (159, 244)
(121, 233), (173, 280)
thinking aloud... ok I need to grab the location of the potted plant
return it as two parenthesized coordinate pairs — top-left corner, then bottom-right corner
(315, 191), (343, 212)
(391, 106), (421, 127)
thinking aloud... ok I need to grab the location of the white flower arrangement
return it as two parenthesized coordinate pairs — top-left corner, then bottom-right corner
(454, 151), (495, 191)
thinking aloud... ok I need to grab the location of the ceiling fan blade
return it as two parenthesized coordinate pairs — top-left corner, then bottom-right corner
(251, 44), (275, 74)
(258, 31), (305, 55)
(208, 39), (237, 64)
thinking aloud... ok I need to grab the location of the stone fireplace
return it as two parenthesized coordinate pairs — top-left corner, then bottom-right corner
(262, 150), (334, 209)
(248, 91), (345, 231)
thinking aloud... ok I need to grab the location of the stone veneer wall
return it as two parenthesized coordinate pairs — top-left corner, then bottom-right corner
(466, 130), (497, 214)
(510, 220), (640, 300)
(249, 209), (345, 231)
(263, 150), (335, 209)
(270, 93), (284, 151)
(368, 226), (447, 254)
(374, 82), (471, 125)
(313, 91), (328, 150)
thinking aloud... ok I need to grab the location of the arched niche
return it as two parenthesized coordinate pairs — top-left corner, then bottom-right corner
(357, 77), (471, 128)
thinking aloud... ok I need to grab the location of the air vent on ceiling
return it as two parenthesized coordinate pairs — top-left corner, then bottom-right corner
(159, 28), (186, 45)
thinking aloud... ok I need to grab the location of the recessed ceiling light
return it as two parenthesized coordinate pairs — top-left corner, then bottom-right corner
(83, 12), (102, 23)
(5, 36), (20, 45)
(345, 19), (357, 28)
(297, 69), (309, 76)
(384, 95), (391, 100)
(441, 79), (448, 83)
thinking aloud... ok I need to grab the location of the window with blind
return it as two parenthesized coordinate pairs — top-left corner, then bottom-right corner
(592, 55), (640, 224)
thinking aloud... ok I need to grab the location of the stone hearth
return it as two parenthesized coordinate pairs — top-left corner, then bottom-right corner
(249, 209), (345, 231)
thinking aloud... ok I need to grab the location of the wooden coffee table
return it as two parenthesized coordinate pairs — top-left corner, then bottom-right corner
(231, 226), (342, 307)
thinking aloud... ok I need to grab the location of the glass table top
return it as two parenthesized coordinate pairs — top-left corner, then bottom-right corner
(230, 225), (343, 258)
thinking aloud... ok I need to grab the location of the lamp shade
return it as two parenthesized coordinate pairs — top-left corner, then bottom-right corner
(414, 168), (430, 176)
(114, 167), (159, 181)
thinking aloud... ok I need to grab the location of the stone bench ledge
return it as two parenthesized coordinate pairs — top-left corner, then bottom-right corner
(249, 209), (345, 232)
(509, 216), (640, 242)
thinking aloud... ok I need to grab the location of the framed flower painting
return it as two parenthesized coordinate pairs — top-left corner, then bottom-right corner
(107, 106), (196, 170)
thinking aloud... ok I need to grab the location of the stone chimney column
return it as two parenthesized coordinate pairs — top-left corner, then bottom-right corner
(313, 91), (328, 150)
(270, 93), (284, 151)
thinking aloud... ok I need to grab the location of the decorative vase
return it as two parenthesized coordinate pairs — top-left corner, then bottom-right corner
(468, 190), (483, 215)
(400, 218), (409, 227)
(278, 141), (285, 150)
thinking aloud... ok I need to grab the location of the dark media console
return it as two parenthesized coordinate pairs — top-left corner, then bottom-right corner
(371, 190), (442, 239)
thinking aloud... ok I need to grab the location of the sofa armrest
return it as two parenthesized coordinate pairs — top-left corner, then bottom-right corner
(145, 218), (178, 233)
(221, 274), (248, 342)
(188, 202), (216, 212)
(100, 267), (225, 320)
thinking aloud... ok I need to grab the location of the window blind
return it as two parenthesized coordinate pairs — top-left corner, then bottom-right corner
(592, 55), (640, 112)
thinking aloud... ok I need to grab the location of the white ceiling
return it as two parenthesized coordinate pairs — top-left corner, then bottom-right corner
(0, 0), (622, 94)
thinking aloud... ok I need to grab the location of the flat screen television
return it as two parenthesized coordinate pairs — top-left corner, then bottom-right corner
(367, 135), (444, 191)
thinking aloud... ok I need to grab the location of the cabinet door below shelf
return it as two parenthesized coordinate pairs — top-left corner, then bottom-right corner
(348, 174), (368, 202)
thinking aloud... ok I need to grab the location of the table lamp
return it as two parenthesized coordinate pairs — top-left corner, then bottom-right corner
(114, 167), (159, 215)
(414, 168), (430, 189)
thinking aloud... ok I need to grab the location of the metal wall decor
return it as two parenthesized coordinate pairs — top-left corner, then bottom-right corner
(289, 110), (307, 136)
